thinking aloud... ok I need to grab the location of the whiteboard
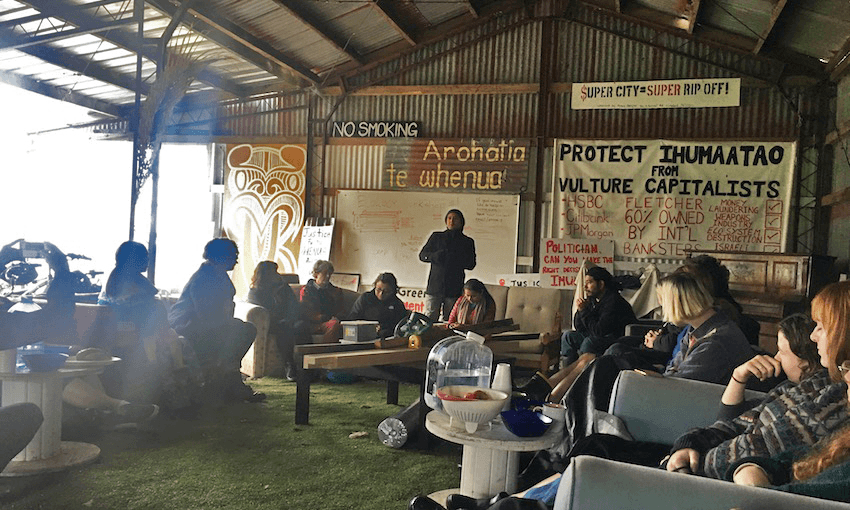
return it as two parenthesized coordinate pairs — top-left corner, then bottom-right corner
(333, 191), (519, 289)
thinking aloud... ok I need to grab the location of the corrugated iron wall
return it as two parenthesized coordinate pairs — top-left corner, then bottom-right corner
(208, 8), (827, 270)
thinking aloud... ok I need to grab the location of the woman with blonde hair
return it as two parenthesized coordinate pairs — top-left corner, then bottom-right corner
(666, 281), (850, 482)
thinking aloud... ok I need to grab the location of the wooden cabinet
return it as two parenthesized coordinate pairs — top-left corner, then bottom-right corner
(688, 251), (835, 353)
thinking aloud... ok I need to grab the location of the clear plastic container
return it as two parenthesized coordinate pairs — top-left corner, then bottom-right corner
(424, 331), (493, 411)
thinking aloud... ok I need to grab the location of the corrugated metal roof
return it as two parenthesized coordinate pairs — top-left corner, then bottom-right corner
(0, 0), (846, 129)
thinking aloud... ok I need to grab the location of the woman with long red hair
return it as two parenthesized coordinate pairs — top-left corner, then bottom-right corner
(726, 281), (850, 503)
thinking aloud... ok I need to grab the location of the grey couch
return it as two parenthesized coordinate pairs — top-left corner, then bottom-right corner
(552, 370), (850, 509)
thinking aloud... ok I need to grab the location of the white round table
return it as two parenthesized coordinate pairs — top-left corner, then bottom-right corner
(425, 410), (561, 499)
(0, 353), (117, 476)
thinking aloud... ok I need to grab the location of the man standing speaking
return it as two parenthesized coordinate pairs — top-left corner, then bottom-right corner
(418, 209), (476, 321)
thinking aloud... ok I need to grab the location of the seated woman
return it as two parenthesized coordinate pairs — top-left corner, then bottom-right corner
(664, 280), (850, 481)
(246, 261), (300, 380)
(95, 241), (195, 413)
(408, 311), (828, 510)
(348, 272), (407, 339)
(521, 270), (753, 403)
(725, 360), (850, 503)
(446, 279), (496, 329)
(299, 260), (344, 343)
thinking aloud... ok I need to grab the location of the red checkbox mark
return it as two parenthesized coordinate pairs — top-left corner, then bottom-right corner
(765, 230), (780, 241)
(766, 201), (782, 213)
(766, 216), (781, 227)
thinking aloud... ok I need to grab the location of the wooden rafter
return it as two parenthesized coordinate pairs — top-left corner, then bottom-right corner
(753, 0), (787, 54)
(22, 0), (249, 97)
(466, 1), (481, 18)
(827, 34), (850, 81)
(3, 32), (153, 96)
(148, 0), (321, 84)
(324, 0), (526, 84)
(686, 0), (701, 35)
(0, 0), (127, 31)
(270, 0), (364, 65)
(0, 68), (123, 117)
(0, 18), (136, 51)
(371, 1), (416, 45)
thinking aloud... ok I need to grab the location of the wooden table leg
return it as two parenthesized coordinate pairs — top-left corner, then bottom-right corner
(295, 369), (313, 425)
(386, 380), (399, 405)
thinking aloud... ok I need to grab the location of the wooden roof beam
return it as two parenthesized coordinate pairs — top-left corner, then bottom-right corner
(0, 0), (127, 31)
(371, 1), (417, 46)
(270, 0), (364, 65)
(326, 0), (526, 82)
(5, 32), (152, 96)
(753, 0), (787, 54)
(151, 0), (322, 84)
(22, 0), (249, 97)
(685, 0), (701, 35)
(0, 68), (123, 117)
(465, 1), (481, 18)
(827, 34), (850, 81)
(0, 17), (137, 51)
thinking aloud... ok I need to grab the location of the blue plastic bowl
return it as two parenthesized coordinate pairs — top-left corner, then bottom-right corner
(22, 352), (69, 372)
(500, 409), (553, 437)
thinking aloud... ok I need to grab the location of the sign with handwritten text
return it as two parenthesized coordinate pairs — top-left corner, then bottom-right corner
(540, 239), (614, 288)
(297, 223), (334, 284)
(572, 78), (740, 109)
(382, 138), (529, 193)
(552, 140), (796, 259)
(496, 274), (541, 287)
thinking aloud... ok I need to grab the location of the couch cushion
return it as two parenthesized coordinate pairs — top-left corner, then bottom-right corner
(485, 284), (509, 321)
(608, 370), (767, 445)
(504, 286), (565, 334)
(555, 455), (850, 510)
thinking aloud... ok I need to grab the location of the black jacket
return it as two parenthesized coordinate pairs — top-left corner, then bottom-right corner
(348, 290), (408, 337)
(573, 288), (637, 340)
(418, 229), (476, 297)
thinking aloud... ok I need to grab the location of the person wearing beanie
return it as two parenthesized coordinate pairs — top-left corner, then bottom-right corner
(418, 209), (476, 322)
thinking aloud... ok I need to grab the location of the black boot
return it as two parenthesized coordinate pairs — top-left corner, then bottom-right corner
(409, 495), (447, 510)
(514, 372), (552, 403)
(445, 491), (509, 510)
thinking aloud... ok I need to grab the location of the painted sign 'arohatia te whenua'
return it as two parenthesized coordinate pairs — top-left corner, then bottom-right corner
(383, 138), (529, 193)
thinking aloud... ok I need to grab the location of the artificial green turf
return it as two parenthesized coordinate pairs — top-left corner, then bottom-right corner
(0, 378), (462, 510)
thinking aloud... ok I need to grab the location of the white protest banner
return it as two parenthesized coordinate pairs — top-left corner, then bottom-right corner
(496, 274), (541, 287)
(552, 140), (796, 259)
(297, 223), (334, 284)
(572, 78), (740, 109)
(540, 239), (614, 288)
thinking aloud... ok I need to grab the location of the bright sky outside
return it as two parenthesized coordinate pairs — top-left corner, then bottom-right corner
(0, 83), (214, 294)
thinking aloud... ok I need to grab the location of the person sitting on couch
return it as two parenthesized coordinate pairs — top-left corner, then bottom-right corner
(724, 359), (850, 504)
(446, 278), (496, 329)
(560, 267), (637, 366)
(415, 310), (830, 510)
(664, 281), (850, 481)
(246, 260), (300, 380)
(348, 272), (407, 339)
(299, 260), (344, 343)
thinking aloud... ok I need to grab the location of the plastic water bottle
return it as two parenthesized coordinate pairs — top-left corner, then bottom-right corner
(377, 417), (408, 448)
(424, 332), (493, 411)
